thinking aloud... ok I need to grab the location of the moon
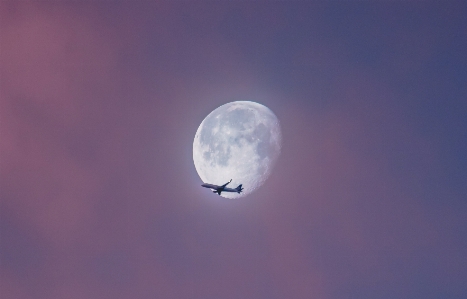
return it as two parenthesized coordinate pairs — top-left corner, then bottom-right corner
(193, 101), (282, 198)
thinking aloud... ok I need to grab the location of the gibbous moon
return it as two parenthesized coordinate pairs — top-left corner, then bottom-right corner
(193, 101), (281, 198)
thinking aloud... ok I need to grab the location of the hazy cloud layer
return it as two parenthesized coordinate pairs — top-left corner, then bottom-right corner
(1, 2), (466, 299)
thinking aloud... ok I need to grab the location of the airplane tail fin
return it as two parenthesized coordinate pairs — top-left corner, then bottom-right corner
(236, 184), (243, 194)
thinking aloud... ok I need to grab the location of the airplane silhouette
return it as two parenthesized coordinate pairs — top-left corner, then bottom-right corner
(201, 179), (243, 195)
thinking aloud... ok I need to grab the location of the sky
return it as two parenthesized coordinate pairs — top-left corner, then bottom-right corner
(1, 2), (466, 299)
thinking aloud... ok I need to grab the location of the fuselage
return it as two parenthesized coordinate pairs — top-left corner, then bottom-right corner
(201, 183), (238, 193)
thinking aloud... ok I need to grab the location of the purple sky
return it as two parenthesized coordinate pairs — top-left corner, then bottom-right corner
(1, 2), (466, 299)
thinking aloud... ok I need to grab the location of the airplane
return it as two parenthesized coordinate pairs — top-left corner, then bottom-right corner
(201, 179), (243, 195)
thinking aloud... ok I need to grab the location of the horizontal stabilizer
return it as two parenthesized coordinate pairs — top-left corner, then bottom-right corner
(236, 184), (243, 194)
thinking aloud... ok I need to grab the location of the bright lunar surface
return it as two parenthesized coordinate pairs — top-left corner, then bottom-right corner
(193, 101), (282, 198)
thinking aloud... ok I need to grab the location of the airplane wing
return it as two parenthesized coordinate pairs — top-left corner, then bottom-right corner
(221, 179), (232, 188)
